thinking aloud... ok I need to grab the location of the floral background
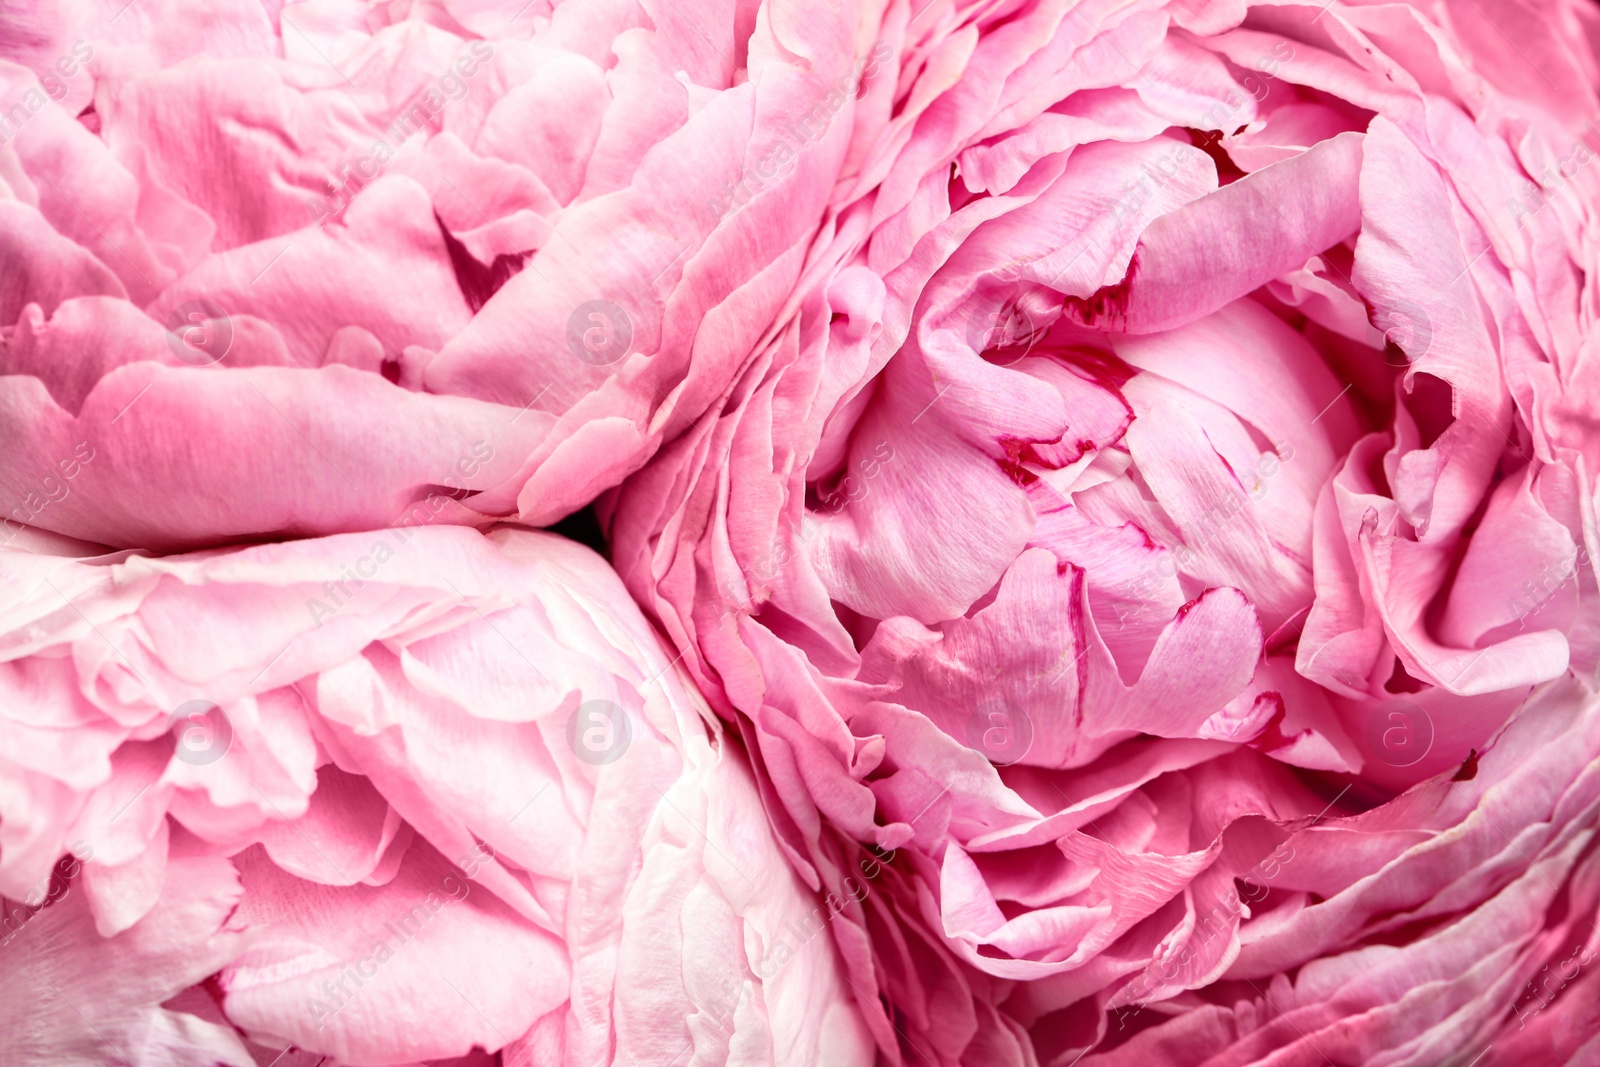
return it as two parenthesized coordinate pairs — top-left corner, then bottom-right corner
(1, 0), (1599, 1064)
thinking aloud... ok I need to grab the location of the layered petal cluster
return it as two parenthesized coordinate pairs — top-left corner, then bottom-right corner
(603, 0), (1600, 1060)
(0, 525), (875, 1066)
(1073, 677), (1600, 1066)
(0, 0), (882, 548)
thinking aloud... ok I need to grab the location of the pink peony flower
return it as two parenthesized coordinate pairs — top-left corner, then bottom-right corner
(1069, 677), (1600, 1066)
(0, 0), (882, 549)
(0, 525), (876, 1065)
(603, 0), (1600, 1060)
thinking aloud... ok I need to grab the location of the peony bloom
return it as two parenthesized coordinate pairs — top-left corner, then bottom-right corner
(604, 0), (1600, 1060)
(0, 524), (875, 1065)
(0, 0), (882, 549)
(1069, 677), (1600, 1066)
